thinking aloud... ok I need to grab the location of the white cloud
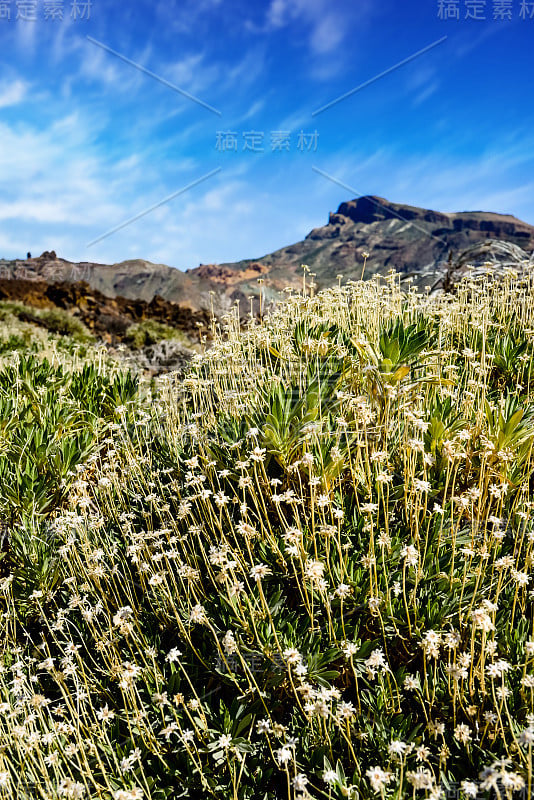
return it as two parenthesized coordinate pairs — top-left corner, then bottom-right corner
(238, 98), (267, 123)
(266, 0), (295, 28)
(310, 14), (344, 55)
(0, 79), (28, 108)
(165, 53), (213, 91)
(262, 0), (342, 53)
(411, 81), (440, 106)
(260, 0), (374, 58)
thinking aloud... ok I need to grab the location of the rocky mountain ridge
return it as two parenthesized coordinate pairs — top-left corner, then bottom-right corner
(2, 196), (533, 314)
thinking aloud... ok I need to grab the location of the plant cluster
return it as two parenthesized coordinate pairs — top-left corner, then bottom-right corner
(1, 269), (534, 799)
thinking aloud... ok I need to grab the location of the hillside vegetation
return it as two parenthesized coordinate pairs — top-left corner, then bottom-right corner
(1, 269), (534, 799)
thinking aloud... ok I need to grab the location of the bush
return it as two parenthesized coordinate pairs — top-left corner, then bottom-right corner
(125, 319), (191, 349)
(0, 302), (93, 342)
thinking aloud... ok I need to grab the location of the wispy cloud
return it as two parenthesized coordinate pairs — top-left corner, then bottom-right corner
(309, 14), (345, 54)
(0, 78), (28, 108)
(257, 0), (371, 57)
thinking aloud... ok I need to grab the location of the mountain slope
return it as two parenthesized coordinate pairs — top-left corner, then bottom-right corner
(3, 196), (534, 312)
(196, 195), (534, 305)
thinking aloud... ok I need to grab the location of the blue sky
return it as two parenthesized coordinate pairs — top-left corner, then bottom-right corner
(0, 0), (533, 269)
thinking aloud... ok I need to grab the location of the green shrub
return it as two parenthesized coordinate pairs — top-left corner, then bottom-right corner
(125, 319), (190, 348)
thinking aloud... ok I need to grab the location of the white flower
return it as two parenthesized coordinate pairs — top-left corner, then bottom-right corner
(160, 722), (179, 740)
(113, 790), (144, 800)
(249, 563), (271, 581)
(519, 727), (534, 746)
(512, 570), (530, 587)
(496, 685), (511, 701)
(97, 704), (115, 723)
(222, 631), (237, 655)
(404, 674), (418, 691)
(377, 471), (393, 484)
(275, 745), (293, 764)
(471, 607), (495, 632)
(217, 733), (232, 749)
(454, 723), (471, 743)
(304, 559), (325, 583)
(368, 596), (381, 614)
(407, 768), (434, 790)
(283, 647), (303, 664)
(214, 491), (230, 507)
(366, 648), (389, 677)
(323, 769), (338, 785)
(486, 659), (510, 679)
(388, 740), (408, 757)
(166, 647), (182, 663)
(256, 718), (271, 734)
(444, 630), (461, 649)
(58, 779), (86, 798)
(189, 604), (207, 624)
(367, 766), (393, 792)
(229, 581), (244, 596)
(401, 544), (419, 567)
(421, 630), (441, 658)
(292, 774), (308, 791)
(415, 745), (430, 762)
(413, 479), (431, 492)
(120, 748), (141, 774)
(336, 701), (356, 720)
(461, 781), (478, 797)
(112, 606), (134, 628)
(341, 641), (358, 658)
(119, 661), (142, 688)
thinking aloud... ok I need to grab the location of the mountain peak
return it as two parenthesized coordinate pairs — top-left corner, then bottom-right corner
(333, 196), (450, 226)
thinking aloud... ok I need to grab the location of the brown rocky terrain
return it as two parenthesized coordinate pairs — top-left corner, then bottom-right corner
(2, 196), (533, 314)
(0, 278), (211, 344)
